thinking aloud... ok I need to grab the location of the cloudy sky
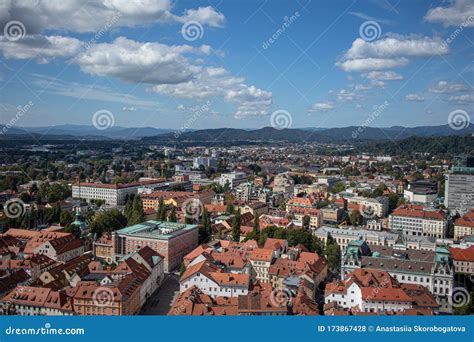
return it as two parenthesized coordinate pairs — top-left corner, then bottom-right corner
(0, 0), (472, 129)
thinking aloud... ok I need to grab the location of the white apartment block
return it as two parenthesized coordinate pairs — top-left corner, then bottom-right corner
(388, 205), (447, 239)
(346, 196), (389, 218)
(72, 180), (164, 206)
(218, 172), (247, 189)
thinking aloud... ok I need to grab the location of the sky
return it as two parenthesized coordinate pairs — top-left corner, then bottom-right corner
(0, 0), (473, 130)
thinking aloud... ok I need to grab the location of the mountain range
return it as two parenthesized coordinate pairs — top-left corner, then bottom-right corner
(1, 124), (472, 142)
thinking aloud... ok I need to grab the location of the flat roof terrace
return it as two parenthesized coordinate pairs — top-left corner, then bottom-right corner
(115, 220), (198, 240)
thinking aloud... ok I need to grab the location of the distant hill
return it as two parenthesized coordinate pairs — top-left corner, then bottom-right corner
(145, 124), (474, 143)
(1, 123), (472, 142)
(1, 124), (173, 139)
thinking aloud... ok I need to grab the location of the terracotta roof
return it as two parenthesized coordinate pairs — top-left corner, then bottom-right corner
(450, 246), (474, 262)
(391, 204), (446, 221)
(250, 248), (273, 262)
(455, 211), (474, 228)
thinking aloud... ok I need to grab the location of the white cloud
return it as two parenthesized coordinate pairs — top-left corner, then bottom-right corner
(363, 71), (403, 81)
(337, 57), (409, 72)
(307, 102), (335, 113)
(448, 94), (474, 104)
(75, 37), (209, 85)
(0, 1), (225, 34)
(429, 80), (470, 93)
(425, 0), (474, 27)
(151, 67), (272, 118)
(175, 7), (226, 27)
(405, 93), (425, 102)
(0, 35), (81, 63)
(122, 106), (137, 111)
(337, 35), (449, 72)
(337, 89), (358, 102)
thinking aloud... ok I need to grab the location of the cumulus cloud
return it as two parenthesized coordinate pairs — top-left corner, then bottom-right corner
(337, 57), (409, 72)
(405, 93), (425, 102)
(337, 89), (358, 102)
(363, 71), (403, 81)
(424, 0), (474, 27)
(0, 35), (82, 63)
(0, 0), (225, 34)
(428, 80), (470, 93)
(448, 94), (474, 104)
(337, 35), (449, 72)
(75, 37), (209, 85)
(307, 102), (335, 113)
(151, 67), (272, 118)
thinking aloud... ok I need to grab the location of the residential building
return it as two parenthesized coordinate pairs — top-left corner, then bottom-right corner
(454, 211), (474, 240)
(389, 204), (447, 239)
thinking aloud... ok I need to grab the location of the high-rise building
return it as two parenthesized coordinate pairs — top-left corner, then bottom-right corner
(444, 156), (474, 210)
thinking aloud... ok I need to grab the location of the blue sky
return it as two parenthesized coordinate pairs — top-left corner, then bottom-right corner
(0, 0), (472, 129)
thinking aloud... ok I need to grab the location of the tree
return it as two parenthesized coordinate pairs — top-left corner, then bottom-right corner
(199, 208), (212, 243)
(156, 197), (167, 221)
(89, 209), (127, 236)
(128, 195), (144, 225)
(325, 235), (341, 273)
(302, 215), (311, 230)
(168, 206), (177, 222)
(60, 210), (73, 226)
(350, 210), (363, 226)
(179, 263), (186, 276)
(232, 210), (241, 242)
(64, 223), (81, 238)
(330, 182), (345, 194)
(226, 202), (235, 215)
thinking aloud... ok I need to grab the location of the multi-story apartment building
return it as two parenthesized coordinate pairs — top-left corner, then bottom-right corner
(454, 211), (474, 240)
(179, 259), (250, 298)
(273, 173), (295, 195)
(112, 220), (199, 272)
(72, 180), (165, 206)
(192, 157), (217, 170)
(218, 172), (247, 189)
(249, 248), (273, 283)
(450, 245), (474, 283)
(345, 196), (389, 218)
(388, 204), (447, 239)
(341, 240), (454, 312)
